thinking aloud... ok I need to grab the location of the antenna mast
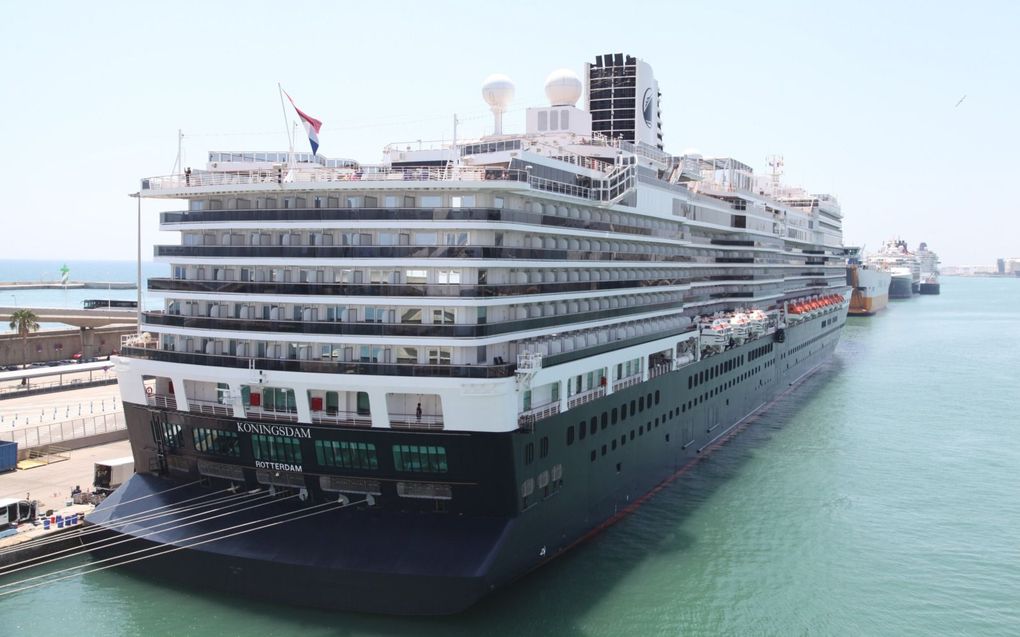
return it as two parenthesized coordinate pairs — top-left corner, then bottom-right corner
(766, 154), (784, 195)
(278, 83), (295, 166)
(171, 129), (184, 175)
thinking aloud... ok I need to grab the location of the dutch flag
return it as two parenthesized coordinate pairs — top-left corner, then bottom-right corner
(284, 90), (323, 155)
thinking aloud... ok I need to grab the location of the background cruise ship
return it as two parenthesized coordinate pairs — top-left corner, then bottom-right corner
(916, 242), (941, 294)
(90, 53), (851, 614)
(867, 239), (920, 298)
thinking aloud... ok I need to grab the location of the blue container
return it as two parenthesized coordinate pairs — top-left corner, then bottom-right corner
(42, 518), (50, 530)
(56, 515), (63, 528)
(70, 514), (78, 525)
(0, 441), (17, 473)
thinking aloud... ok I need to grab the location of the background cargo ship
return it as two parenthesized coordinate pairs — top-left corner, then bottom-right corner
(88, 54), (851, 614)
(846, 247), (891, 315)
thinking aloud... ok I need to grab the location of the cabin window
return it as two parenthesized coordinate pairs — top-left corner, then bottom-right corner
(315, 441), (378, 470)
(154, 421), (183, 449)
(192, 428), (240, 457)
(392, 445), (448, 473)
(251, 434), (302, 465)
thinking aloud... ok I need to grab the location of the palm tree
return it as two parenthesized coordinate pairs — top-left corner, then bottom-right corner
(9, 309), (40, 369)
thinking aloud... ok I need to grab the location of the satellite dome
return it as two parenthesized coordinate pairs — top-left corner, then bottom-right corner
(544, 69), (582, 106)
(482, 74), (515, 109)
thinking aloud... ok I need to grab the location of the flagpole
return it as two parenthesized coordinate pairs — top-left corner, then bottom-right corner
(278, 83), (294, 166)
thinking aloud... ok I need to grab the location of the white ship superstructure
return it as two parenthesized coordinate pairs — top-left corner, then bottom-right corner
(98, 54), (851, 614)
(123, 71), (845, 432)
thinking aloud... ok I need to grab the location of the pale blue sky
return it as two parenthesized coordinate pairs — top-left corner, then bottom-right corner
(1, 0), (1016, 265)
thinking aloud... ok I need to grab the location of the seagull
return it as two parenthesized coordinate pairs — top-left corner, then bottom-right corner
(955, 94), (967, 108)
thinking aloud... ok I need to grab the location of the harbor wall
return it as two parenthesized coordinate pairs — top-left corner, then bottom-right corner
(0, 326), (134, 367)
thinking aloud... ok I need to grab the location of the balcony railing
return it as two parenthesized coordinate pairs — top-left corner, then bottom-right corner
(517, 401), (561, 430)
(141, 299), (683, 338)
(310, 411), (372, 428)
(146, 394), (177, 410)
(121, 347), (516, 378)
(389, 414), (444, 431)
(146, 276), (690, 299)
(159, 206), (655, 238)
(612, 373), (643, 392)
(648, 363), (673, 379)
(188, 398), (234, 417)
(567, 386), (606, 409)
(244, 407), (299, 422)
(154, 243), (698, 263)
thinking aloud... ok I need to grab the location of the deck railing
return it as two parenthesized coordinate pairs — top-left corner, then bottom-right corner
(142, 166), (529, 191)
(517, 401), (561, 430)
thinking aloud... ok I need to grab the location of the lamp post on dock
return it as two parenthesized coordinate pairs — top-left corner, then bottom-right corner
(130, 192), (142, 333)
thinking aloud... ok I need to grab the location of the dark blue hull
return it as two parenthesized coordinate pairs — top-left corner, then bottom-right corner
(90, 306), (847, 614)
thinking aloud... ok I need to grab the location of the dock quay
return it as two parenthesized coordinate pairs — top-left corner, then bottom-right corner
(0, 440), (131, 566)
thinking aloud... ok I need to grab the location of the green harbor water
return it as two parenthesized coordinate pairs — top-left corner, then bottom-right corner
(2, 276), (1018, 636)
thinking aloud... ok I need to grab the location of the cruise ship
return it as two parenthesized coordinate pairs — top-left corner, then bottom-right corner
(867, 239), (920, 298)
(90, 54), (850, 614)
(916, 242), (941, 294)
(846, 247), (891, 315)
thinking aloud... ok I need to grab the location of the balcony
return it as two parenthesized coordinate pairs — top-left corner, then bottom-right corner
(140, 299), (683, 339)
(153, 243), (697, 264)
(146, 276), (683, 299)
